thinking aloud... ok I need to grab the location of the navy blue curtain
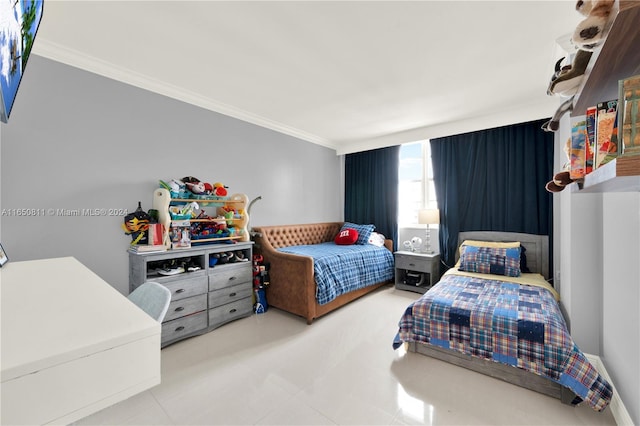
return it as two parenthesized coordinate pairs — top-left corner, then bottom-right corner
(430, 119), (554, 271)
(345, 146), (400, 249)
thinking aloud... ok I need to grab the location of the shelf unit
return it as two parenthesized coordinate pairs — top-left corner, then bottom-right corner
(571, 1), (640, 193)
(152, 189), (250, 246)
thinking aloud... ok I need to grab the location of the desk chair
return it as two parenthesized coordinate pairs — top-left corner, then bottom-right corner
(127, 281), (171, 322)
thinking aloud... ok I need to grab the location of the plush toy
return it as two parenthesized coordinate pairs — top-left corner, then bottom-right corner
(203, 182), (213, 194)
(213, 182), (228, 197)
(542, 96), (574, 132)
(572, 0), (616, 51)
(545, 138), (576, 192)
(547, 49), (592, 97)
(181, 176), (207, 194)
(185, 181), (206, 194)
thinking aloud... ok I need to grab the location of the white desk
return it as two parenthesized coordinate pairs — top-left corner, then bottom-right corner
(1, 257), (161, 425)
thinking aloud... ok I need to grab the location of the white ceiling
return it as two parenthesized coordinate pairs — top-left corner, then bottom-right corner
(32, 1), (580, 155)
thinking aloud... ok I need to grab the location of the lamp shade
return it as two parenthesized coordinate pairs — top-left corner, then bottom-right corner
(418, 209), (439, 225)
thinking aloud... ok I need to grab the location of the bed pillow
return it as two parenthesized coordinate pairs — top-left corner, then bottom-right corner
(334, 228), (359, 245)
(368, 232), (386, 247)
(458, 240), (521, 277)
(341, 222), (375, 245)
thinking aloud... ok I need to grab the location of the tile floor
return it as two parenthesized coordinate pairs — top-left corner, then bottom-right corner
(75, 285), (617, 425)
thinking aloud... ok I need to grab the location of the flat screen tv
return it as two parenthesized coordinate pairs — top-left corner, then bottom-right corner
(1, 0), (43, 123)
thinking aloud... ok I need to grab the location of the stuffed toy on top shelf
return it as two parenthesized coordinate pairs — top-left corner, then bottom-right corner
(572, 0), (616, 51)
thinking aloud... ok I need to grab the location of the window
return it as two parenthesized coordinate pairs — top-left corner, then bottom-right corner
(398, 140), (437, 226)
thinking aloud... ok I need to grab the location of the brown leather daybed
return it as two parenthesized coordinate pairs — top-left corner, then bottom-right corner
(252, 222), (394, 324)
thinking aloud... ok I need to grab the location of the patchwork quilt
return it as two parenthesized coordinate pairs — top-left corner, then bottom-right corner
(278, 242), (394, 305)
(393, 270), (613, 412)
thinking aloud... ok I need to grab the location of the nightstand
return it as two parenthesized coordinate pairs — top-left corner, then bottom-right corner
(394, 251), (441, 294)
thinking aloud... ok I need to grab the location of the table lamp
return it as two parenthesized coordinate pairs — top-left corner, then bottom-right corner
(418, 209), (439, 253)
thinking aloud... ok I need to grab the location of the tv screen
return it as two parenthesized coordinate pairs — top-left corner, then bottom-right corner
(1, 0), (43, 123)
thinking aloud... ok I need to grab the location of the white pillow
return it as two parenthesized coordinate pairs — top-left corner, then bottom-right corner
(368, 232), (385, 247)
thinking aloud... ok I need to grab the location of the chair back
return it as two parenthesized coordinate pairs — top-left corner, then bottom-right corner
(127, 281), (171, 322)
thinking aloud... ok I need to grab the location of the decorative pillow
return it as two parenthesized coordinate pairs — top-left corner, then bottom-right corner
(341, 222), (375, 245)
(368, 232), (386, 247)
(335, 228), (359, 245)
(458, 241), (521, 277)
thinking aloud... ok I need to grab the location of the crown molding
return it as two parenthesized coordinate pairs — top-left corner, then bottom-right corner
(32, 39), (337, 152)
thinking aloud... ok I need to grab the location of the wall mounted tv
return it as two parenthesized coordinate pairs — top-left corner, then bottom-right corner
(1, 0), (43, 123)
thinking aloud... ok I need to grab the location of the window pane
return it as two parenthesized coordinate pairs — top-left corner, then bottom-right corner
(398, 140), (437, 225)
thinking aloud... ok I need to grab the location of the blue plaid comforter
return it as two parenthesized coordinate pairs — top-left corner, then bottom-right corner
(393, 272), (613, 412)
(278, 242), (394, 305)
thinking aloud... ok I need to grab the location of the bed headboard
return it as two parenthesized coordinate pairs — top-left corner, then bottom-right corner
(457, 231), (549, 280)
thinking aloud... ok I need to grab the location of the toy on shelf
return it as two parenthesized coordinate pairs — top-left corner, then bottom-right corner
(152, 180), (250, 248)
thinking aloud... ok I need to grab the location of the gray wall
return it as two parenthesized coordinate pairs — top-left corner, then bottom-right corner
(553, 114), (639, 424)
(0, 55), (343, 295)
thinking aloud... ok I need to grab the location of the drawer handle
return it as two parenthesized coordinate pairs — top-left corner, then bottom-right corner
(228, 276), (236, 281)
(229, 308), (237, 314)
(229, 292), (237, 297)
(409, 263), (416, 267)
(175, 306), (184, 312)
(175, 326), (185, 332)
(175, 289), (186, 294)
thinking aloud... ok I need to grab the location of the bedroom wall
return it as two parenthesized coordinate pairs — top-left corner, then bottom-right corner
(553, 115), (640, 424)
(0, 55), (344, 295)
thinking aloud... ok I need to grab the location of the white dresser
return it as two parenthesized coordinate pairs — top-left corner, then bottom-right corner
(1, 257), (161, 425)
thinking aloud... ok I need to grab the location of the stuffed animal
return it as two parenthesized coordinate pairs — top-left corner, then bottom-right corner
(545, 138), (576, 192)
(547, 49), (592, 97)
(572, 0), (616, 51)
(185, 181), (206, 194)
(542, 96), (574, 132)
(213, 182), (228, 197)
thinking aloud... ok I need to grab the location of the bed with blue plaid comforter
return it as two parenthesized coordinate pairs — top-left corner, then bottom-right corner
(393, 270), (613, 412)
(277, 242), (394, 305)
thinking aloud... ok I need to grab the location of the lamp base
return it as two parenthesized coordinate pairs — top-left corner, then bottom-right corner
(422, 226), (433, 254)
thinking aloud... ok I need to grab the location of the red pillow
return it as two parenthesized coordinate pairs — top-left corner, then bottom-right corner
(334, 228), (359, 245)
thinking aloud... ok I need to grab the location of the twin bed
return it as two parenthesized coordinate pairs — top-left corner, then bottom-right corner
(393, 231), (613, 412)
(253, 224), (612, 412)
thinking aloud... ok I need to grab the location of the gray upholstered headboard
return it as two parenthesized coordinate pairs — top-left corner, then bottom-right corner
(457, 231), (549, 280)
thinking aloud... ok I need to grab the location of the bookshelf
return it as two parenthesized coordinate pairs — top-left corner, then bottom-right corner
(570, 0), (640, 193)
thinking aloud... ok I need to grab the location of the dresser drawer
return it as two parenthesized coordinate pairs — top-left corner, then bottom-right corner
(208, 264), (252, 291)
(208, 282), (252, 309)
(162, 276), (208, 301)
(164, 294), (207, 322)
(161, 311), (207, 345)
(395, 254), (433, 272)
(208, 297), (252, 329)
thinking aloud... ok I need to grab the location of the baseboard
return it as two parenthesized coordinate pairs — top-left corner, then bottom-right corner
(585, 353), (633, 425)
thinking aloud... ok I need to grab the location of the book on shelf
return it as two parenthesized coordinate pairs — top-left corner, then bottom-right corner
(595, 99), (619, 169)
(129, 244), (167, 253)
(619, 74), (640, 157)
(570, 115), (588, 180)
(585, 105), (597, 174)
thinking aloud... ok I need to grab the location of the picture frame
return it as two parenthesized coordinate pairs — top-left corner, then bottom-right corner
(618, 74), (640, 157)
(0, 243), (8, 267)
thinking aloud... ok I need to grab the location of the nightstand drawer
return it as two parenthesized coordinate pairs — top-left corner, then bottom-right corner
(395, 254), (432, 272)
